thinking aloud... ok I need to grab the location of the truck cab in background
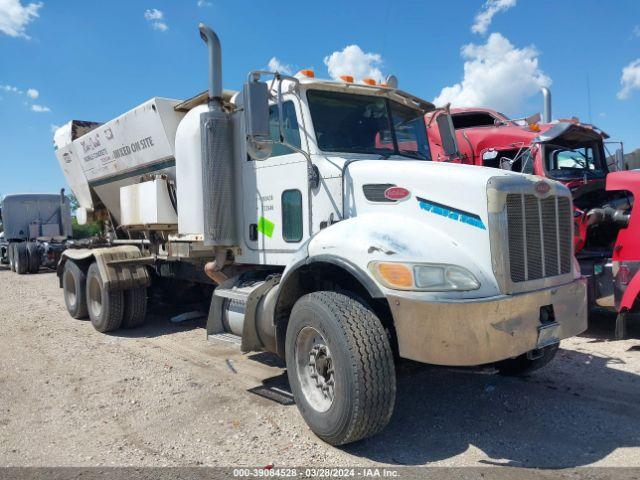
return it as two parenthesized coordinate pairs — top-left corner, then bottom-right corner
(426, 100), (637, 337)
(0, 193), (72, 274)
(52, 24), (587, 445)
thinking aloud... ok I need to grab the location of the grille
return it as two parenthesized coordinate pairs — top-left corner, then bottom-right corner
(363, 184), (395, 202)
(506, 194), (572, 282)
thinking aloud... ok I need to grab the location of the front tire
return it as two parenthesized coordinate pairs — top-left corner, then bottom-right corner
(285, 291), (396, 446)
(86, 262), (124, 332)
(63, 261), (88, 319)
(495, 343), (559, 376)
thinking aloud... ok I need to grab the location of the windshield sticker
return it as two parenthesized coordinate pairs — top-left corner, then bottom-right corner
(416, 197), (486, 230)
(257, 216), (275, 238)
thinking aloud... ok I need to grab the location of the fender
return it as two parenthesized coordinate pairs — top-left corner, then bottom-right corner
(619, 268), (640, 311)
(59, 246), (150, 290)
(278, 253), (385, 302)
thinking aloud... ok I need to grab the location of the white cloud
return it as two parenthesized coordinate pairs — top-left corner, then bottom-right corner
(1, 84), (21, 93)
(323, 45), (384, 83)
(197, 0), (212, 6)
(144, 8), (168, 31)
(471, 0), (516, 35)
(0, 0), (42, 39)
(633, 25), (640, 38)
(433, 33), (551, 113)
(50, 123), (61, 133)
(617, 59), (640, 100)
(31, 103), (50, 112)
(144, 8), (163, 20)
(26, 87), (38, 98)
(268, 57), (292, 75)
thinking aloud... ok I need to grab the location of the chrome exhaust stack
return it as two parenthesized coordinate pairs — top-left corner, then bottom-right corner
(199, 23), (223, 110)
(541, 87), (552, 123)
(198, 23), (236, 246)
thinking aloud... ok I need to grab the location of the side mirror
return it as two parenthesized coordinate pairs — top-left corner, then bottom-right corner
(243, 79), (271, 160)
(436, 112), (460, 159)
(499, 157), (513, 171)
(615, 148), (625, 172)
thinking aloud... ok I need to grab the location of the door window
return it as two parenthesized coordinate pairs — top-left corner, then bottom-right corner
(269, 101), (301, 157)
(282, 189), (303, 242)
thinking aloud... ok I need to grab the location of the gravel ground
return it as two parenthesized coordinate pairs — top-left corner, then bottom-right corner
(1, 266), (640, 468)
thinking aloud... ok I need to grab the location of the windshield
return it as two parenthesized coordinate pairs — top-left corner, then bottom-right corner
(306, 89), (430, 160)
(543, 142), (607, 179)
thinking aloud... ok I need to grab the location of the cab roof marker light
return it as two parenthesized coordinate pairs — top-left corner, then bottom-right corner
(298, 69), (315, 78)
(340, 75), (354, 83)
(362, 78), (376, 86)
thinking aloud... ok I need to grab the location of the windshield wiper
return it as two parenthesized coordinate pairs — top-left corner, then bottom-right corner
(394, 151), (426, 160)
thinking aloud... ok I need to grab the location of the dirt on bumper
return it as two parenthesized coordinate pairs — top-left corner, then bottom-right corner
(388, 277), (587, 366)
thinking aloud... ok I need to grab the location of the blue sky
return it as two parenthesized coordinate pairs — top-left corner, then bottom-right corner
(0, 0), (639, 195)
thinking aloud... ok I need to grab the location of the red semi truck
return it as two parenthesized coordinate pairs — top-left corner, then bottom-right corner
(425, 94), (636, 338)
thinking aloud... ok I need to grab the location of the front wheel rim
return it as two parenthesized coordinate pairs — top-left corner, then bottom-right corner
(295, 326), (335, 413)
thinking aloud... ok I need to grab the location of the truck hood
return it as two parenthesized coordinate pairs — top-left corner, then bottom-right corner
(341, 160), (532, 298)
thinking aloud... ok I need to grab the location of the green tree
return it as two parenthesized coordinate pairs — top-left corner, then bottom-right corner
(66, 193), (102, 239)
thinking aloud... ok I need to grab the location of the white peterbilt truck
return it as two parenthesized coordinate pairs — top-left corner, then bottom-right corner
(53, 24), (587, 445)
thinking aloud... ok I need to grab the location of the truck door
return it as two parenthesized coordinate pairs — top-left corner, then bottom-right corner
(242, 98), (309, 263)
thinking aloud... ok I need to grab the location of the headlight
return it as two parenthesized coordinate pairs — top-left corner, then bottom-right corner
(369, 261), (480, 291)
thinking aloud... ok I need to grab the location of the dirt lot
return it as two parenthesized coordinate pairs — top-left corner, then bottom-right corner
(1, 266), (640, 468)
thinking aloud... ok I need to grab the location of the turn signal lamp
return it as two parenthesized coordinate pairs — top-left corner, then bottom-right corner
(340, 75), (354, 83)
(370, 261), (481, 291)
(371, 263), (414, 289)
(298, 69), (315, 78)
(362, 77), (376, 86)
(529, 123), (541, 132)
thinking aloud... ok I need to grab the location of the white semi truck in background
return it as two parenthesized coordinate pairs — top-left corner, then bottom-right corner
(0, 192), (72, 274)
(53, 24), (587, 445)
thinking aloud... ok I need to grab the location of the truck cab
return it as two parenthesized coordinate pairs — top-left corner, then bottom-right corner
(53, 24), (587, 446)
(0, 193), (72, 274)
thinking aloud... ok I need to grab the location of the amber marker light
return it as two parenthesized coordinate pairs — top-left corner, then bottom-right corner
(371, 262), (414, 289)
(340, 75), (354, 83)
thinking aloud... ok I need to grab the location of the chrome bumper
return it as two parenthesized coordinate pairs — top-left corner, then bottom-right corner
(387, 277), (587, 366)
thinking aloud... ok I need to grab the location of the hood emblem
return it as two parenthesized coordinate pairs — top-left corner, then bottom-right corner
(534, 181), (551, 196)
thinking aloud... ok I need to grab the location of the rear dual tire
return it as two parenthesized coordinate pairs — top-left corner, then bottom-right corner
(63, 261), (88, 319)
(86, 263), (124, 333)
(64, 261), (147, 332)
(26, 242), (40, 274)
(14, 243), (28, 275)
(8, 243), (15, 272)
